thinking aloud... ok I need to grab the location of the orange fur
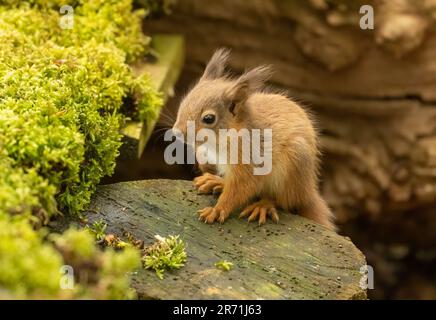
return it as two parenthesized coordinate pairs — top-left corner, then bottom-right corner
(174, 49), (336, 230)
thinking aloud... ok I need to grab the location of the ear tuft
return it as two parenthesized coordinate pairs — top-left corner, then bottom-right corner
(200, 48), (231, 81)
(238, 65), (273, 92)
(227, 65), (273, 104)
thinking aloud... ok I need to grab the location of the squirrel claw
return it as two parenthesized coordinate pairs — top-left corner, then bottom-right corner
(212, 185), (223, 195)
(194, 173), (224, 195)
(239, 199), (279, 225)
(198, 206), (228, 224)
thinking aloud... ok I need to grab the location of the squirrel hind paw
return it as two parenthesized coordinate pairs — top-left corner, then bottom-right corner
(198, 207), (228, 224)
(239, 199), (279, 225)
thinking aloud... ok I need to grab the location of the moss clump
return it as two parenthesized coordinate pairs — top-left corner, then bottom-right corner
(85, 219), (108, 242)
(85, 225), (188, 280)
(0, 0), (162, 217)
(135, 0), (177, 16)
(52, 228), (141, 299)
(143, 235), (187, 279)
(0, 215), (141, 299)
(0, 0), (162, 299)
(0, 215), (64, 299)
(215, 260), (233, 271)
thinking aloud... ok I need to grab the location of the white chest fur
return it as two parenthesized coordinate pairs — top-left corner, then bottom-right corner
(196, 141), (228, 176)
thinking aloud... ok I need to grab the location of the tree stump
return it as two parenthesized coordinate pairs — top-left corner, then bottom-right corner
(82, 179), (366, 299)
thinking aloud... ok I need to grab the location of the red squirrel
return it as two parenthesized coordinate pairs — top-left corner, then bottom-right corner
(173, 49), (335, 230)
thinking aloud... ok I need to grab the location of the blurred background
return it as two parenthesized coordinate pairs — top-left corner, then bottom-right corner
(107, 0), (436, 299)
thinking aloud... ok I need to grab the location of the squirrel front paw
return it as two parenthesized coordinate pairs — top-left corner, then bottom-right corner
(198, 206), (229, 224)
(193, 173), (223, 195)
(239, 199), (279, 225)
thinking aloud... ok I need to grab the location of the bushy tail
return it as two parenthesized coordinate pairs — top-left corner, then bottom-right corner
(300, 192), (336, 231)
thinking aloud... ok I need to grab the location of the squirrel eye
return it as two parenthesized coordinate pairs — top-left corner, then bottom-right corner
(202, 114), (216, 124)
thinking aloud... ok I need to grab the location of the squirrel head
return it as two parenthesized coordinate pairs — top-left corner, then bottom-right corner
(173, 48), (272, 138)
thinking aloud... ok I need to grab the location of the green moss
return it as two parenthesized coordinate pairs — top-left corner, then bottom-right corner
(215, 260), (234, 271)
(0, 0), (162, 218)
(0, 214), (63, 298)
(135, 0), (177, 16)
(143, 235), (187, 279)
(0, 0), (162, 299)
(100, 246), (141, 299)
(85, 219), (108, 242)
(0, 215), (142, 299)
(52, 227), (98, 259)
(0, 154), (57, 225)
(53, 228), (142, 299)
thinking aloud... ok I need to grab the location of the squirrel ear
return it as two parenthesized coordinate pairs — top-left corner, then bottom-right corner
(200, 48), (230, 81)
(226, 65), (273, 109)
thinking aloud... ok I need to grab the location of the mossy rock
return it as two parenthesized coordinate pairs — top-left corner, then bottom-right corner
(120, 34), (185, 159)
(81, 179), (367, 300)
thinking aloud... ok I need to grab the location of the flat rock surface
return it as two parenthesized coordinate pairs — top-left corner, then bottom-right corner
(82, 179), (367, 300)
